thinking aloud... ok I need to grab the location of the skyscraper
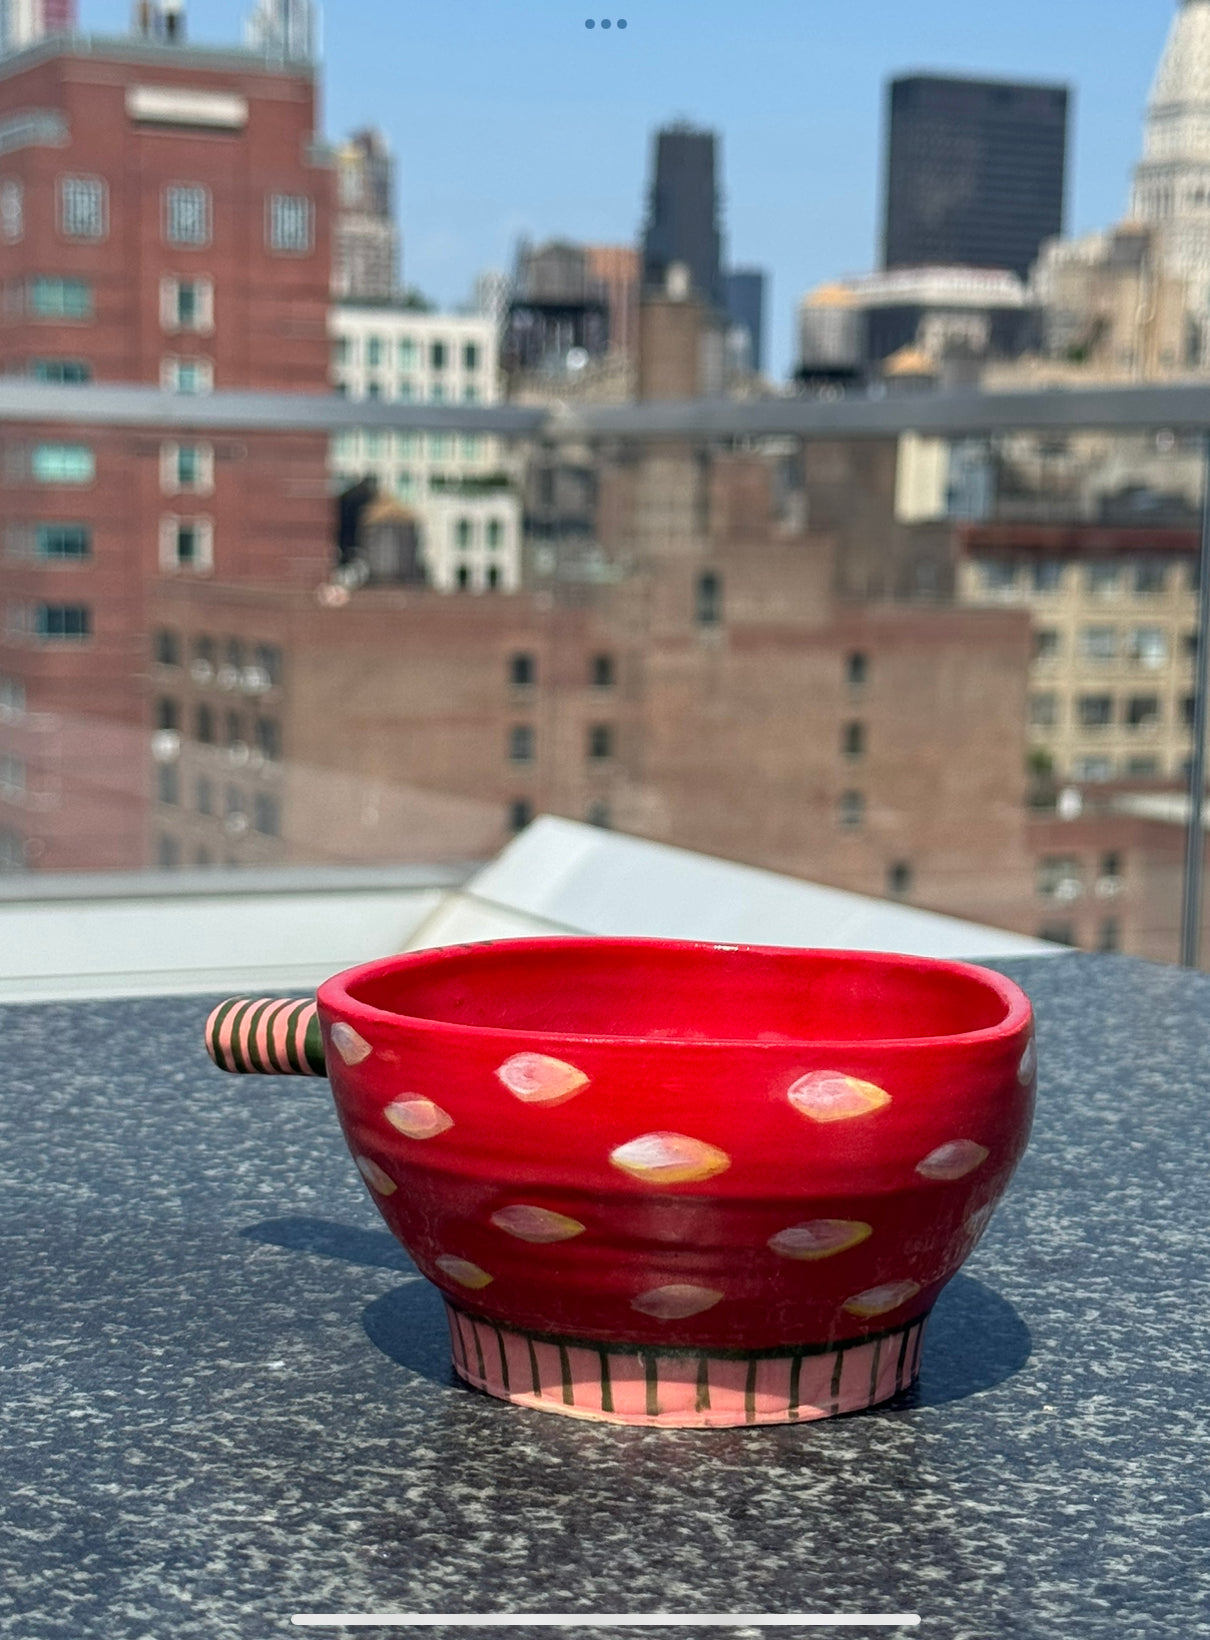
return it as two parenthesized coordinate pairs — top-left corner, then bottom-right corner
(724, 269), (766, 374)
(0, 0), (75, 55)
(333, 128), (399, 300)
(641, 123), (723, 309)
(882, 74), (1069, 278)
(1131, 1), (1210, 310)
(244, 0), (317, 62)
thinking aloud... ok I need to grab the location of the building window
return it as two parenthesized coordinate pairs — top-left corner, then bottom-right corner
(1124, 695), (1161, 728)
(159, 516), (213, 573)
(224, 709), (243, 749)
(366, 336), (384, 368)
(1100, 851), (1123, 883)
(58, 176), (106, 241)
(591, 653), (615, 688)
(978, 560), (1016, 593)
(29, 277), (92, 320)
(430, 433), (453, 460)
(0, 675), (26, 720)
(587, 801), (612, 829)
(155, 697), (179, 732)
(195, 703), (215, 744)
(161, 357), (214, 394)
(161, 277), (214, 333)
(1125, 756), (1159, 779)
(587, 724), (614, 761)
(255, 644), (282, 686)
(841, 721), (865, 759)
(508, 798), (533, 833)
(34, 523), (90, 559)
(837, 790), (865, 829)
(1077, 695), (1113, 729)
(1073, 756), (1114, 782)
(430, 341), (447, 370)
(398, 338), (417, 369)
(1134, 560), (1168, 596)
(455, 564), (470, 590)
(31, 443), (94, 484)
(35, 603), (90, 640)
(508, 724), (535, 764)
(0, 753), (26, 800)
(1127, 627), (1168, 668)
(1097, 918), (1121, 954)
(0, 828), (26, 870)
(509, 652), (535, 687)
(463, 384), (479, 404)
(486, 565), (500, 590)
(156, 834), (180, 869)
(1080, 626), (1117, 662)
(1086, 562), (1121, 596)
(1033, 629), (1062, 660)
(0, 179), (22, 242)
(160, 443), (214, 495)
(164, 184), (211, 247)
(1031, 561), (1064, 594)
(196, 774), (214, 815)
(1029, 693), (1058, 728)
(1181, 694), (1197, 728)
(31, 359), (90, 383)
(267, 194), (313, 254)
(253, 793), (281, 836)
(486, 518), (503, 550)
(225, 786), (245, 822)
(462, 435), (481, 461)
(696, 571), (722, 627)
(154, 629), (180, 666)
(1037, 855), (1083, 899)
(156, 763), (180, 806)
(846, 651), (868, 688)
(887, 860), (913, 898)
(463, 342), (480, 371)
(1037, 921), (1077, 947)
(254, 718), (281, 761)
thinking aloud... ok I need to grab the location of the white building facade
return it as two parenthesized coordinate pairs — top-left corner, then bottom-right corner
(329, 305), (522, 593)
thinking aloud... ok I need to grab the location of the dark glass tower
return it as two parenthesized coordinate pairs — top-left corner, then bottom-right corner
(641, 123), (724, 308)
(882, 74), (1069, 278)
(725, 269), (766, 373)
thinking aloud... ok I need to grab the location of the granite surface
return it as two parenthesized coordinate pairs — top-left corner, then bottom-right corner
(1, 954), (1208, 1640)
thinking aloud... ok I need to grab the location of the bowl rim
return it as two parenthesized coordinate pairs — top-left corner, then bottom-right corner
(316, 937), (1033, 1054)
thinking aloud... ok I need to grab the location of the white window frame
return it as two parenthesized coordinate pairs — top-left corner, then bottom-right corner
(158, 514), (214, 573)
(58, 175), (107, 241)
(159, 442), (215, 497)
(163, 183), (211, 248)
(160, 276), (215, 334)
(160, 356), (214, 394)
(0, 178), (22, 243)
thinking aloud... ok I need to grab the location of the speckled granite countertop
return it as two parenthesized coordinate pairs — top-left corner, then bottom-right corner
(2, 954), (1208, 1640)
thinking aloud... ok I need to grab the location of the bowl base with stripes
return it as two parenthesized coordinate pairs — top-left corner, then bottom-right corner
(444, 1302), (927, 1428)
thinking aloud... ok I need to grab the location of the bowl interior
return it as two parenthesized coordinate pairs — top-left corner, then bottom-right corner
(345, 942), (1015, 1045)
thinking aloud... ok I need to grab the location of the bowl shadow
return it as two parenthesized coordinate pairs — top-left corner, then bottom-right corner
(240, 1217), (1033, 1406)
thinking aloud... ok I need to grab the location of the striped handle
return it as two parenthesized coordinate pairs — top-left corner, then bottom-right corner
(205, 997), (327, 1077)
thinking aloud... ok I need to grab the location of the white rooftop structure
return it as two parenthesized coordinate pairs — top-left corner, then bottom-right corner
(0, 817), (1054, 1004)
(1131, 0), (1210, 303)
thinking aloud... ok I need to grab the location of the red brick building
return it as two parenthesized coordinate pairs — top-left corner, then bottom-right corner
(0, 31), (332, 869)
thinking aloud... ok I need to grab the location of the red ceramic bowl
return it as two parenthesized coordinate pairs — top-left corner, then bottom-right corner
(207, 939), (1035, 1428)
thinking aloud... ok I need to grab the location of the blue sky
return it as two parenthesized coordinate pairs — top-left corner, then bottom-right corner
(89, 1), (1181, 374)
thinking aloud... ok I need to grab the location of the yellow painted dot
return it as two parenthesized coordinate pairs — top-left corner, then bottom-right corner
(768, 1219), (872, 1260)
(384, 1097), (454, 1140)
(916, 1140), (989, 1181)
(843, 1279), (921, 1318)
(354, 1154), (397, 1196)
(330, 1021), (373, 1065)
(489, 1204), (586, 1243)
(495, 1052), (590, 1106)
(435, 1254), (494, 1290)
(630, 1283), (724, 1320)
(787, 1071), (891, 1123)
(609, 1131), (731, 1185)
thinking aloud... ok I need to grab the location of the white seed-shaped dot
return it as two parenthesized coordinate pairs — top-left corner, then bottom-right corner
(489, 1204), (586, 1243)
(630, 1283), (724, 1320)
(435, 1254), (494, 1290)
(768, 1219), (872, 1260)
(355, 1154), (397, 1196)
(1018, 1037), (1037, 1085)
(787, 1071), (892, 1123)
(609, 1131), (731, 1185)
(330, 1021), (373, 1065)
(495, 1052), (589, 1105)
(384, 1097), (454, 1140)
(843, 1279), (921, 1318)
(916, 1140), (989, 1181)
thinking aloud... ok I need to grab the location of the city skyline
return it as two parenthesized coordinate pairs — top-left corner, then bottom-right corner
(62, 0), (1192, 375)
